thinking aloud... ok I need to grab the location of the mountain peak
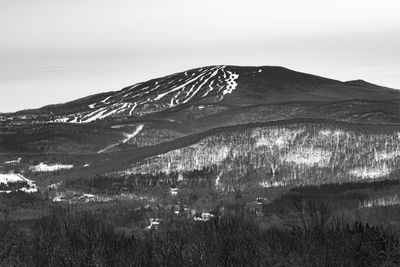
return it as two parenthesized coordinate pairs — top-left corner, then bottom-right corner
(345, 79), (379, 87)
(12, 65), (400, 124)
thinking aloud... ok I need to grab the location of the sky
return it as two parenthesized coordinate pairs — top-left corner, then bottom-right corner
(1, 0), (400, 112)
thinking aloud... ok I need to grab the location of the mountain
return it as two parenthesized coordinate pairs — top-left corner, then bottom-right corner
(2, 65), (400, 201)
(9, 65), (400, 123)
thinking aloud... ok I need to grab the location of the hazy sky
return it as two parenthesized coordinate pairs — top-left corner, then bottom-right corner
(1, 0), (400, 112)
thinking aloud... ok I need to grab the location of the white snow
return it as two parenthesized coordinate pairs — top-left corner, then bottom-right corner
(349, 165), (391, 179)
(98, 124), (144, 153)
(0, 173), (26, 184)
(52, 66), (240, 124)
(375, 150), (400, 161)
(81, 193), (95, 198)
(47, 182), (62, 189)
(215, 170), (224, 189)
(360, 195), (400, 208)
(98, 143), (118, 154)
(101, 96), (112, 103)
(203, 80), (214, 97)
(81, 107), (109, 122)
(194, 212), (214, 221)
(20, 187), (38, 193)
(0, 173), (37, 193)
(30, 163), (73, 172)
(53, 117), (70, 123)
(125, 143), (230, 176)
(254, 128), (303, 149)
(53, 195), (64, 202)
(4, 157), (21, 164)
(182, 67), (219, 103)
(147, 218), (161, 230)
(129, 102), (137, 116)
(154, 71), (209, 101)
(284, 148), (332, 167)
(122, 124), (144, 143)
(170, 187), (179, 196)
(319, 129), (344, 138)
(215, 175), (221, 188)
(256, 136), (287, 148)
(222, 70), (239, 96)
(259, 180), (286, 188)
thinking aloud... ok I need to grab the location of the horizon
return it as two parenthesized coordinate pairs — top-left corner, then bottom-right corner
(1, 0), (400, 112)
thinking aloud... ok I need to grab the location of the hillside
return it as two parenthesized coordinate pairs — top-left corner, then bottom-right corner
(2, 65), (400, 219)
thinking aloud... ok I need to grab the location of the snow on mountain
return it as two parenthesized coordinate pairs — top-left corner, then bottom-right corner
(98, 124), (144, 153)
(52, 65), (239, 123)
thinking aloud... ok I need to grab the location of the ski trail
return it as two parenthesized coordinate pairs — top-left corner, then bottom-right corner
(98, 124), (144, 153)
(52, 65), (240, 124)
(154, 70), (209, 101)
(183, 67), (220, 103)
(122, 124), (144, 143)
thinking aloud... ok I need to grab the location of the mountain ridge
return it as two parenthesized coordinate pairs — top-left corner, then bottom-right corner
(5, 65), (399, 120)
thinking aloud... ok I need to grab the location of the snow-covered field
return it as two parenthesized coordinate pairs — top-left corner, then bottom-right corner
(30, 162), (73, 172)
(349, 165), (391, 179)
(0, 173), (37, 193)
(360, 194), (400, 208)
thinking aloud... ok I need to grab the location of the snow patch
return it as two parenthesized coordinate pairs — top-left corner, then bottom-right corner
(47, 182), (62, 190)
(222, 70), (239, 96)
(101, 96), (112, 103)
(259, 180), (286, 188)
(284, 148), (332, 167)
(375, 150), (400, 161)
(254, 128), (303, 149)
(349, 165), (391, 179)
(319, 129), (344, 137)
(52, 117), (70, 123)
(30, 163), (73, 172)
(0, 173), (37, 193)
(147, 218), (161, 230)
(194, 212), (214, 222)
(360, 195), (400, 208)
(4, 158), (21, 164)
(170, 187), (179, 196)
(98, 124), (144, 153)
(122, 124), (144, 143)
